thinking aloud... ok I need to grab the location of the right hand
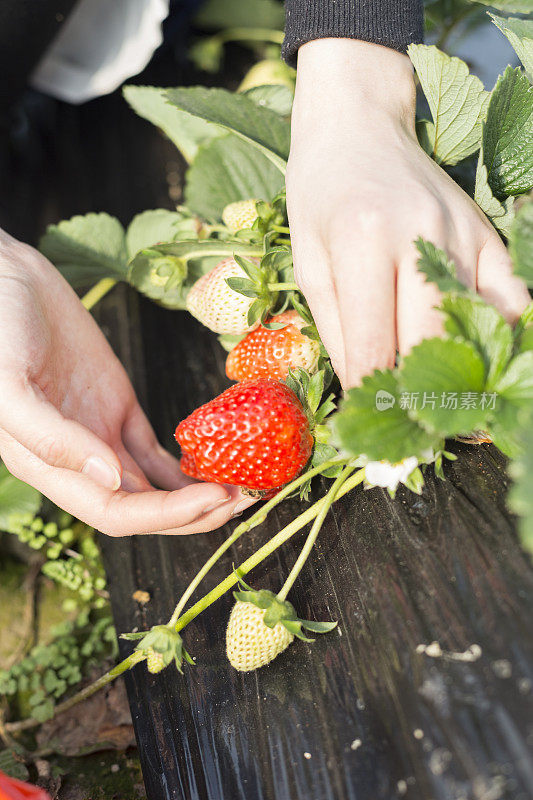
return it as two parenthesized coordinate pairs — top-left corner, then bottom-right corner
(0, 229), (253, 536)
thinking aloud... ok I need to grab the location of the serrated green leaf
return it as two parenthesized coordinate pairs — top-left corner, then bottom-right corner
(123, 85), (218, 163)
(408, 44), (489, 165)
(243, 84), (294, 116)
(400, 338), (489, 435)
(0, 463), (41, 531)
(126, 209), (188, 258)
(185, 133), (284, 220)
(441, 295), (513, 385)
(483, 66), (533, 198)
(490, 14), (533, 79)
(474, 152), (515, 235)
(509, 199), (533, 283)
(330, 370), (440, 463)
(39, 213), (128, 287)
(493, 350), (533, 400)
(416, 238), (468, 293)
(166, 87), (289, 173)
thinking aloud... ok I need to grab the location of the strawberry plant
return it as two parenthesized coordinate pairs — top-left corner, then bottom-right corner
(2, 7), (531, 741)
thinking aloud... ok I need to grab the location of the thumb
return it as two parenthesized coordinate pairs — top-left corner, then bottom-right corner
(0, 381), (122, 490)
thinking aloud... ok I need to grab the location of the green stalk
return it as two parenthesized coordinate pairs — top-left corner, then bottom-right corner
(167, 457), (347, 627)
(277, 465), (356, 601)
(6, 467), (365, 733)
(267, 282), (299, 292)
(174, 467), (365, 633)
(5, 650), (144, 734)
(271, 225), (291, 235)
(81, 278), (117, 311)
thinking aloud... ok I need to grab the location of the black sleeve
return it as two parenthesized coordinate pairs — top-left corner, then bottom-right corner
(282, 0), (424, 66)
(0, 0), (77, 116)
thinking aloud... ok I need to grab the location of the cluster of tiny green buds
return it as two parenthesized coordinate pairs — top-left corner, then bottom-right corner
(121, 625), (194, 675)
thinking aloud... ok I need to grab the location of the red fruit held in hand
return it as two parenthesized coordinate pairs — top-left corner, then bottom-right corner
(175, 378), (313, 492)
(226, 310), (321, 382)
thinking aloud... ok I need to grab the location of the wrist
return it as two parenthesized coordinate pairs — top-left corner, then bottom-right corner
(292, 39), (416, 129)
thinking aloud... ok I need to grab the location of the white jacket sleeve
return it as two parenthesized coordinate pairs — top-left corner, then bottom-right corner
(31, 0), (170, 104)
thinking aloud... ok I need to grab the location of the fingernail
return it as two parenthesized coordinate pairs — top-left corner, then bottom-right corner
(82, 456), (121, 491)
(203, 496), (231, 514)
(232, 499), (254, 518)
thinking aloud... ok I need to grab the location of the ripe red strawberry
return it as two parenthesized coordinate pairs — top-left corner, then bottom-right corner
(186, 257), (260, 336)
(226, 310), (320, 382)
(175, 378), (313, 492)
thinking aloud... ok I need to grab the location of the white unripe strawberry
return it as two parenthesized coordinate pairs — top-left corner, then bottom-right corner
(186, 257), (260, 335)
(226, 600), (294, 672)
(222, 199), (259, 233)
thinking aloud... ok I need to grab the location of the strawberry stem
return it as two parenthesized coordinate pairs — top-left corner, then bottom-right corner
(174, 467), (366, 633)
(267, 282), (299, 292)
(5, 650), (145, 734)
(277, 464), (356, 601)
(167, 457), (347, 627)
(81, 278), (118, 311)
(5, 466), (364, 733)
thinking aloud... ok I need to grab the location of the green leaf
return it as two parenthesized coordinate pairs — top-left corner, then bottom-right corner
(482, 66), (533, 198)
(415, 118), (436, 156)
(126, 209), (189, 258)
(441, 295), (513, 385)
(474, 152), (515, 236)
(39, 213), (128, 288)
(508, 407), (533, 554)
(490, 13), (533, 79)
(185, 134), (284, 220)
(400, 338), (489, 435)
(416, 238), (468, 293)
(330, 369), (440, 463)
(493, 350), (533, 401)
(408, 44), (489, 165)
(0, 749), (30, 781)
(166, 87), (289, 173)
(243, 84), (294, 116)
(0, 463), (41, 531)
(300, 619), (338, 633)
(475, 0), (533, 11)
(509, 199), (533, 284)
(225, 276), (258, 297)
(123, 85), (218, 163)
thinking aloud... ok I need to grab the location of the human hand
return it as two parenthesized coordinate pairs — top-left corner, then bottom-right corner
(0, 229), (253, 535)
(286, 39), (530, 388)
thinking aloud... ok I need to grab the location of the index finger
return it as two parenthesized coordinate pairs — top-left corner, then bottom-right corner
(0, 435), (233, 536)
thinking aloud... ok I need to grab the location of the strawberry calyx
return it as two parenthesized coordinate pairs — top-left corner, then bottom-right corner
(284, 367), (345, 497)
(121, 624), (194, 674)
(233, 570), (336, 642)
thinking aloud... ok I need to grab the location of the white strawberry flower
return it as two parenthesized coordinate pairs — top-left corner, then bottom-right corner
(364, 456), (419, 492)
